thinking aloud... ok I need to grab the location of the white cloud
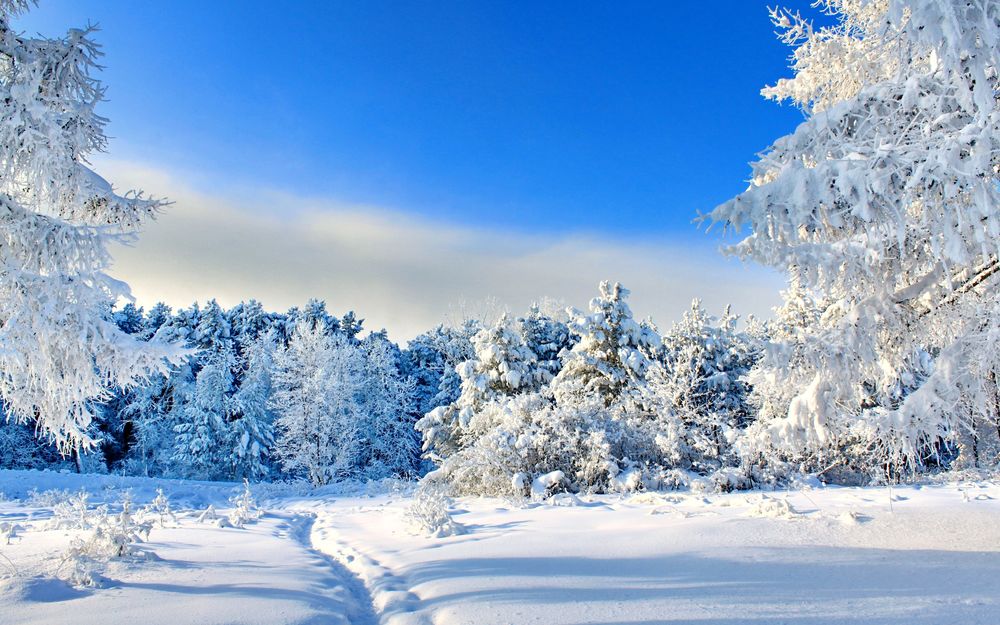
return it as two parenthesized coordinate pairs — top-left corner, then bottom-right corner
(99, 158), (784, 342)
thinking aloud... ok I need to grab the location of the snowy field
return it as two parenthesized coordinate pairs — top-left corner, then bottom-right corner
(1, 470), (998, 625)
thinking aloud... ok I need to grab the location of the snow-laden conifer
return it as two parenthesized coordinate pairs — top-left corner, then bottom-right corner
(551, 281), (660, 409)
(708, 0), (1000, 474)
(358, 333), (420, 479)
(270, 321), (362, 485)
(0, 3), (179, 452)
(230, 332), (277, 480)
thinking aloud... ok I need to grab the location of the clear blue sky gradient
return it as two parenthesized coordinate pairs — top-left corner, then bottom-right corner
(16, 1), (827, 238)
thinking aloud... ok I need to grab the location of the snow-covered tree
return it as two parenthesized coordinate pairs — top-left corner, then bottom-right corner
(0, 3), (178, 452)
(121, 358), (193, 476)
(551, 281), (660, 409)
(422, 286), (666, 495)
(518, 303), (573, 383)
(270, 321), (362, 485)
(708, 1), (1000, 476)
(194, 299), (233, 353)
(339, 310), (364, 342)
(297, 299), (338, 334)
(422, 392), (598, 496)
(461, 314), (546, 406)
(230, 331), (276, 480)
(402, 331), (449, 417)
(358, 333), (420, 479)
(172, 345), (236, 480)
(0, 408), (71, 470)
(404, 321), (479, 417)
(418, 314), (540, 459)
(113, 303), (145, 336)
(229, 299), (271, 351)
(141, 303), (172, 341)
(643, 300), (760, 477)
(155, 304), (200, 346)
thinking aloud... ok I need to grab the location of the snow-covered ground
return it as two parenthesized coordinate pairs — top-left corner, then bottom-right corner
(1, 470), (998, 625)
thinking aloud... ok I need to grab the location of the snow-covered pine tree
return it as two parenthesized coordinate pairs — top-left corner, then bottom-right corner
(229, 300), (271, 353)
(113, 303), (145, 335)
(0, 2), (178, 452)
(141, 303), (173, 341)
(121, 357), (194, 477)
(155, 304), (200, 346)
(155, 300), (239, 478)
(298, 299), (338, 334)
(172, 344), (236, 480)
(270, 321), (363, 485)
(402, 331), (450, 417)
(194, 299), (233, 353)
(229, 331), (276, 480)
(518, 304), (573, 384)
(551, 281), (660, 409)
(122, 305), (201, 476)
(643, 300), (759, 477)
(423, 285), (665, 495)
(339, 310), (364, 342)
(358, 332), (421, 479)
(707, 1), (1000, 475)
(460, 314), (544, 407)
(417, 314), (541, 459)
(271, 306), (299, 346)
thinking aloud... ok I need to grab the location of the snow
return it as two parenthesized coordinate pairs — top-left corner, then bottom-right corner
(2, 469), (999, 625)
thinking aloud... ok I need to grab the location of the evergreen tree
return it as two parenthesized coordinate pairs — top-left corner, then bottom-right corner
(643, 300), (760, 475)
(229, 299), (271, 351)
(230, 332), (277, 480)
(339, 310), (364, 342)
(0, 3), (177, 451)
(460, 314), (543, 407)
(518, 304), (573, 383)
(113, 303), (146, 335)
(432, 320), (480, 408)
(708, 0), (1000, 476)
(551, 281), (660, 409)
(195, 299), (233, 353)
(402, 331), (450, 417)
(172, 345), (236, 480)
(358, 333), (421, 479)
(298, 299), (338, 334)
(418, 315), (542, 460)
(142, 303), (173, 341)
(270, 322), (363, 485)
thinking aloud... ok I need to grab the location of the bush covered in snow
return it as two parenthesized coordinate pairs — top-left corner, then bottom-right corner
(405, 485), (465, 538)
(56, 494), (153, 587)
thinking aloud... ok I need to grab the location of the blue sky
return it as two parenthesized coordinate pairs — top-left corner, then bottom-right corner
(16, 1), (821, 234)
(16, 1), (822, 338)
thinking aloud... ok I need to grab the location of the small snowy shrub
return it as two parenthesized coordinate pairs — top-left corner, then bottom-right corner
(59, 553), (102, 588)
(405, 485), (465, 538)
(50, 492), (104, 531)
(141, 489), (177, 528)
(28, 488), (72, 508)
(227, 480), (261, 528)
(708, 467), (752, 493)
(57, 494), (152, 587)
(87, 495), (152, 558)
